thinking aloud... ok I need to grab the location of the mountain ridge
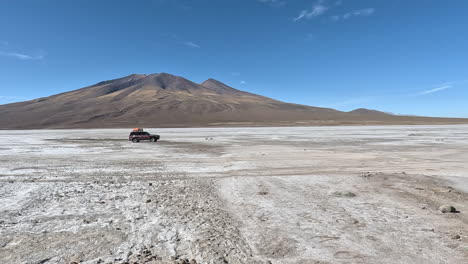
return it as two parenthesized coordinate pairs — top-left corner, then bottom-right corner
(0, 73), (467, 129)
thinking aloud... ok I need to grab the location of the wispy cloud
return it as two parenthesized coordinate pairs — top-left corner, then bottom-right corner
(259, 0), (281, 3)
(184, 41), (200, 48)
(0, 50), (45, 60)
(419, 85), (452, 95)
(258, 0), (285, 8)
(331, 8), (375, 21)
(294, 1), (328, 22)
(320, 79), (465, 113)
(240, 80), (246, 85)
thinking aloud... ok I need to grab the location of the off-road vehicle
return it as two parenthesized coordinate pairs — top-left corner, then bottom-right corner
(129, 130), (160, 143)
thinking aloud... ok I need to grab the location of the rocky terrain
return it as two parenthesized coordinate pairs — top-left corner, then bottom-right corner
(0, 125), (467, 263)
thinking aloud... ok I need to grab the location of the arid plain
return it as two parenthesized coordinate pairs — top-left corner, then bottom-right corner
(1, 125), (467, 264)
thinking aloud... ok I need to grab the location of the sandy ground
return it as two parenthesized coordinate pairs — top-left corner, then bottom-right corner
(0, 125), (467, 264)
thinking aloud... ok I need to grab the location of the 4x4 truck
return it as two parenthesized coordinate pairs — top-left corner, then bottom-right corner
(129, 129), (160, 143)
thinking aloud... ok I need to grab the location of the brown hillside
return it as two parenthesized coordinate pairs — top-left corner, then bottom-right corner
(0, 73), (467, 129)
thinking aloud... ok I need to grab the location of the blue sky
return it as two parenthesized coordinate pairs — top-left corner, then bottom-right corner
(1, 0), (467, 117)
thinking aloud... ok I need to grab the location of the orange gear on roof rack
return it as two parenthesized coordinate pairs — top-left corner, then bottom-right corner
(132, 128), (144, 132)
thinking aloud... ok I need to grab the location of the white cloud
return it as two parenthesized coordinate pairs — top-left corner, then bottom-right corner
(419, 85), (451, 95)
(184, 42), (200, 48)
(258, 0), (285, 7)
(240, 81), (246, 85)
(332, 8), (376, 21)
(294, 1), (328, 22)
(413, 80), (468, 96)
(346, 8), (375, 18)
(0, 50), (45, 60)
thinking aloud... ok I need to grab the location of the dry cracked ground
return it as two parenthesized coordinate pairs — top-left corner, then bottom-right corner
(0, 125), (468, 264)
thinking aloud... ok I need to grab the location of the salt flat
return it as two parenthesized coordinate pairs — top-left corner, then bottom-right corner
(0, 125), (467, 263)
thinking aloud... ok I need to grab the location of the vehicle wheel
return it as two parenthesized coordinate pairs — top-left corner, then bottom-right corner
(150, 138), (156, 142)
(132, 138), (138, 143)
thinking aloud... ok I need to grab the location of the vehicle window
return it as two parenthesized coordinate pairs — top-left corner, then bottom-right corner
(143, 132), (149, 135)
(130, 132), (136, 136)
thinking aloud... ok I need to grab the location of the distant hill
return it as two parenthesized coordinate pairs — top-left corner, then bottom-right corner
(348, 108), (394, 116)
(0, 73), (467, 129)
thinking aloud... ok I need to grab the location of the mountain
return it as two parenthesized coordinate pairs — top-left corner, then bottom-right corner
(348, 108), (394, 117)
(0, 73), (467, 129)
